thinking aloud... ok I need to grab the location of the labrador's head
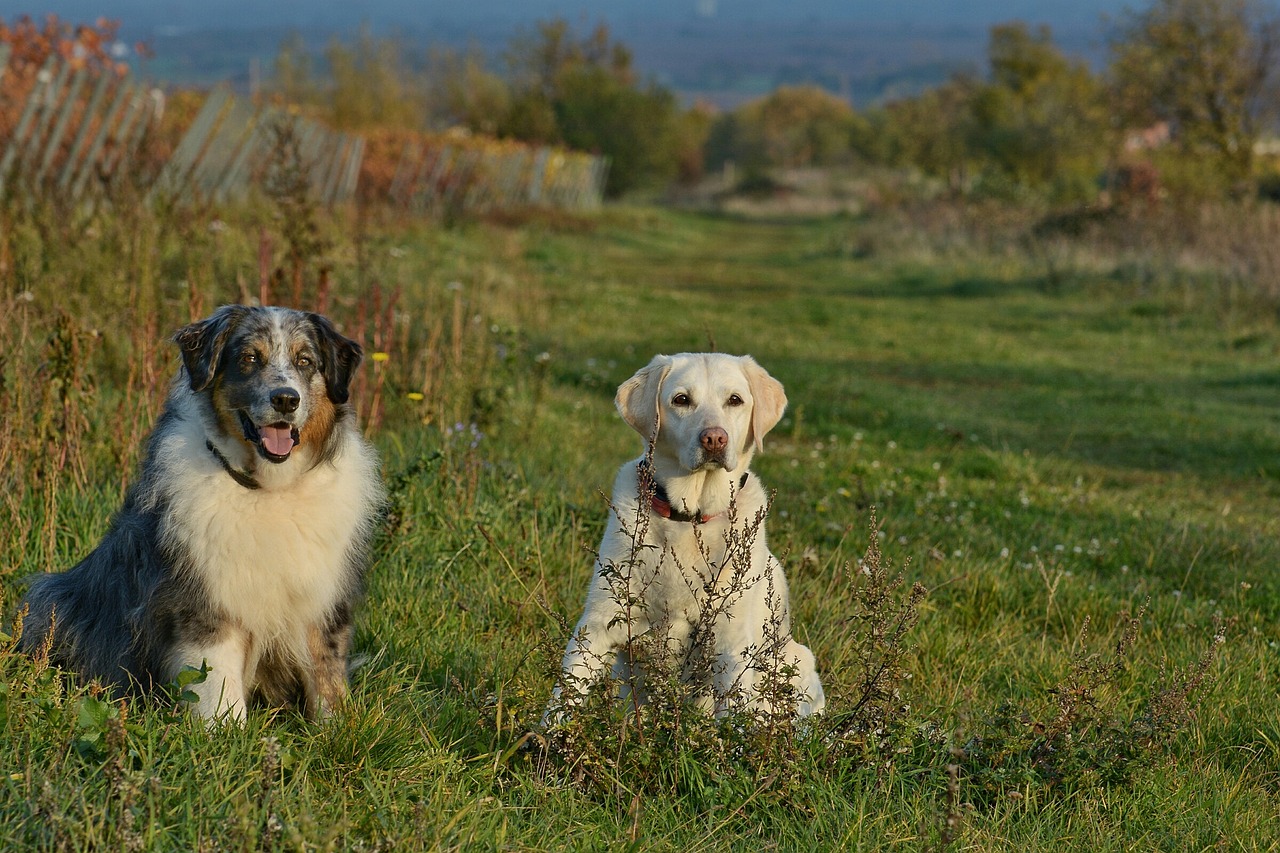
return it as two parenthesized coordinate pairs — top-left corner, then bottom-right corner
(615, 353), (787, 474)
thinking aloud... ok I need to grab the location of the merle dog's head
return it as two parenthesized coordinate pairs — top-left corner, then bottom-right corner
(173, 305), (362, 464)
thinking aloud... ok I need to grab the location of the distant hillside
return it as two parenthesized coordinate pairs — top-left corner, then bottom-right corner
(21, 0), (1130, 30)
(17, 1), (1122, 106)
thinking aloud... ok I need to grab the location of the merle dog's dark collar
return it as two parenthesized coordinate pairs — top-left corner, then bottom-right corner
(207, 440), (261, 490)
(639, 460), (748, 524)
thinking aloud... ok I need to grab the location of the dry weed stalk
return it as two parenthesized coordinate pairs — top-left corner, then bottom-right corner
(956, 603), (1229, 803)
(539, 458), (893, 800)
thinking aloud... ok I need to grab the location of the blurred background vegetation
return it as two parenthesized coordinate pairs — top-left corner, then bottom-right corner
(251, 0), (1280, 205)
(9, 0), (1280, 206)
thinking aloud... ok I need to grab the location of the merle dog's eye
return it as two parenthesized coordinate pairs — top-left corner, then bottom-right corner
(727, 394), (744, 407)
(295, 354), (313, 369)
(672, 393), (691, 407)
(240, 351), (259, 367)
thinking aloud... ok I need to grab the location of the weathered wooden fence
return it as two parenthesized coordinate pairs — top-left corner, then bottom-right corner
(0, 47), (164, 202)
(381, 138), (607, 214)
(149, 86), (364, 206)
(0, 49), (608, 212)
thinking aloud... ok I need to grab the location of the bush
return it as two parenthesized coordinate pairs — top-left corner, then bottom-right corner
(706, 85), (856, 173)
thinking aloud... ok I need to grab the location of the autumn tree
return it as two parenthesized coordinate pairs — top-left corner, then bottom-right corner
(499, 19), (683, 196)
(0, 14), (124, 77)
(425, 46), (510, 136)
(272, 32), (320, 107)
(1110, 0), (1280, 189)
(969, 23), (1110, 200)
(269, 27), (430, 131)
(266, 18), (689, 197)
(707, 85), (856, 171)
(0, 15), (127, 138)
(324, 26), (426, 131)
(880, 77), (978, 193)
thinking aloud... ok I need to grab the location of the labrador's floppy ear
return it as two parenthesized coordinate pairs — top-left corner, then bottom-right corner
(172, 305), (249, 392)
(741, 355), (787, 453)
(615, 354), (673, 442)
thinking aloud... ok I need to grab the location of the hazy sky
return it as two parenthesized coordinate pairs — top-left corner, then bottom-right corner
(22, 1), (1130, 33)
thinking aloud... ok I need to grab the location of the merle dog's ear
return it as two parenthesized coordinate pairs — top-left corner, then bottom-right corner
(172, 305), (247, 392)
(615, 354), (673, 441)
(307, 312), (363, 404)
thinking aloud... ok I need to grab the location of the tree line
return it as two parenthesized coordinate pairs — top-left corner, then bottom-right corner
(269, 0), (1280, 205)
(8, 1), (1275, 204)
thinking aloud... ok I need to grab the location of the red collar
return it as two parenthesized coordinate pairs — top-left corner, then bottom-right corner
(650, 494), (719, 524)
(640, 461), (749, 524)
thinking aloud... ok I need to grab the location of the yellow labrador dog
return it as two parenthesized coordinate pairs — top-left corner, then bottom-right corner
(549, 353), (824, 721)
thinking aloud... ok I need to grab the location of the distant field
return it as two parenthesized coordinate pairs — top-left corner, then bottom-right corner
(1, 204), (1278, 849)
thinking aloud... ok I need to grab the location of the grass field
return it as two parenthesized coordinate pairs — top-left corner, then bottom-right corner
(2, 202), (1279, 850)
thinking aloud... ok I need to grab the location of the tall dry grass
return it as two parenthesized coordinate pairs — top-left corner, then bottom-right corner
(0, 127), (532, 584)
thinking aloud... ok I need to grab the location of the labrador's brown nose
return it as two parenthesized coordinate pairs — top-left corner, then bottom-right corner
(700, 427), (729, 455)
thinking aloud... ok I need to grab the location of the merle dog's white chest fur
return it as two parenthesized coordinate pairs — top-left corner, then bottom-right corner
(156, 402), (380, 642)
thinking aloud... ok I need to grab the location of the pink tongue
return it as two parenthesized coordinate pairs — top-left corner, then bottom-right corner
(260, 425), (295, 457)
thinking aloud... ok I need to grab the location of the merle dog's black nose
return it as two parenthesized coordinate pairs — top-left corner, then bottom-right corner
(271, 387), (301, 414)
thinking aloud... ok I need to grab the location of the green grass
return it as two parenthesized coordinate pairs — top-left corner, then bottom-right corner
(3, 204), (1280, 849)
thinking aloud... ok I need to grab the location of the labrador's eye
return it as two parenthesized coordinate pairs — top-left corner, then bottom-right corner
(727, 394), (744, 407)
(672, 393), (691, 407)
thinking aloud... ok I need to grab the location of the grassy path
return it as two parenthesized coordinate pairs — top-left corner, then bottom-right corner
(2, 206), (1278, 849)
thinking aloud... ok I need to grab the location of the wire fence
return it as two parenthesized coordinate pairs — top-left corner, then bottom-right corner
(0, 49), (608, 213)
